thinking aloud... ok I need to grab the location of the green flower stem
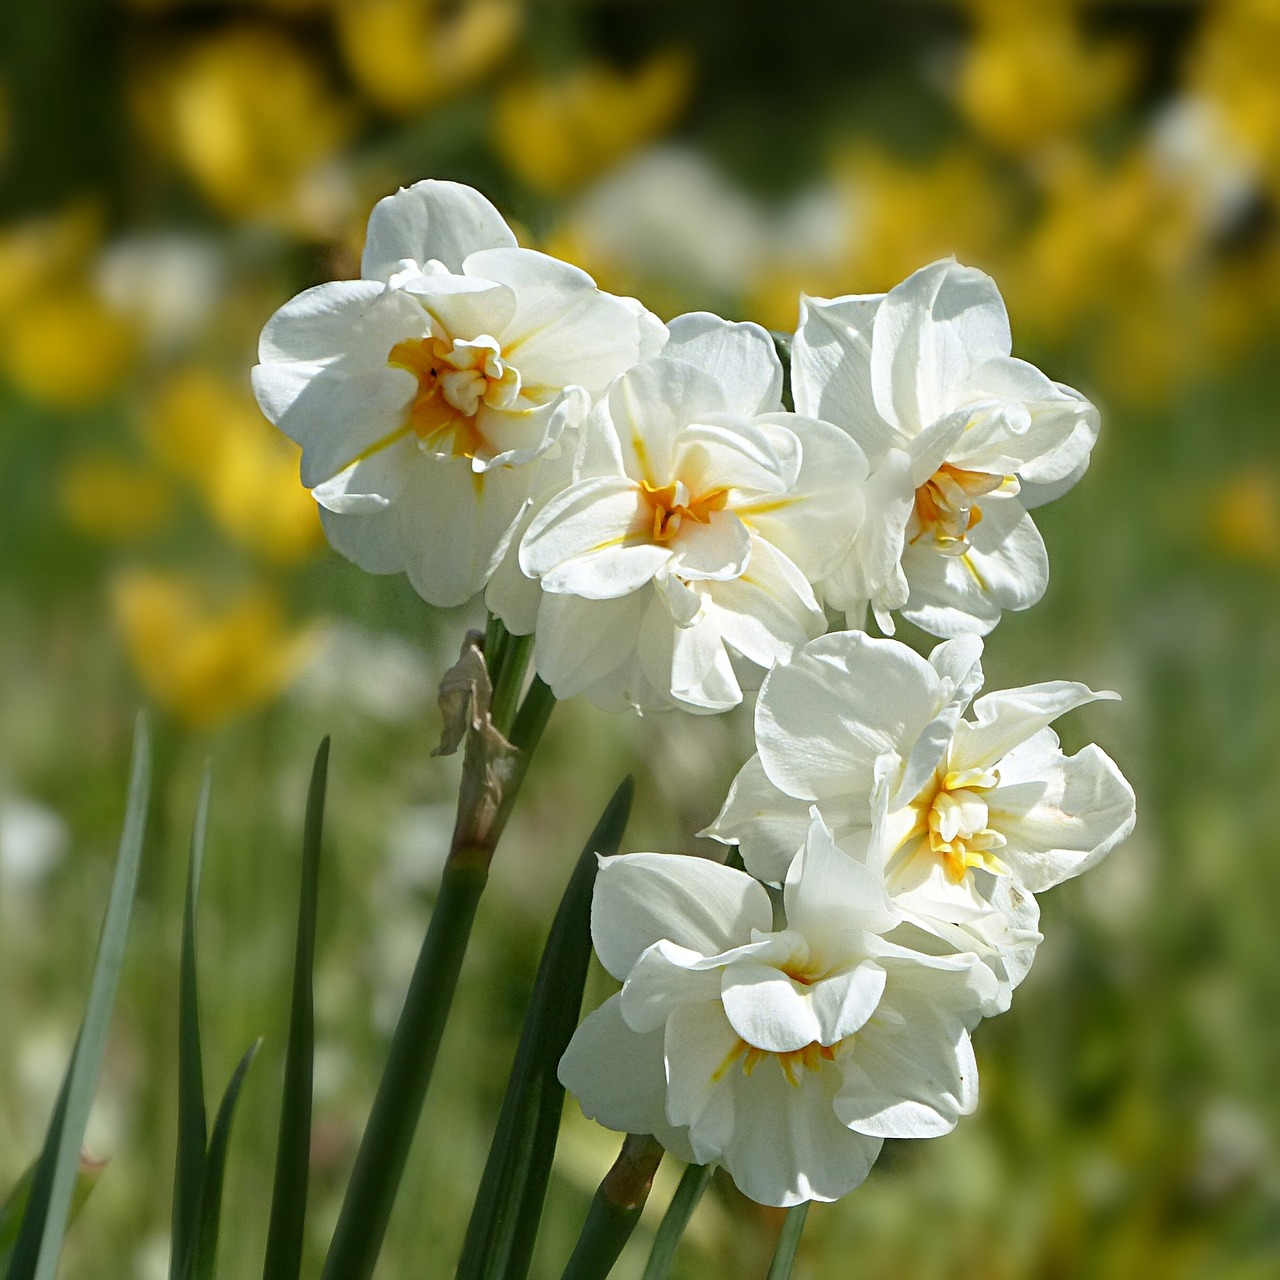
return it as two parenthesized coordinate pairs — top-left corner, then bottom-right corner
(765, 1202), (810, 1280)
(489, 631), (535, 738)
(561, 1135), (665, 1280)
(321, 626), (554, 1280)
(640, 1163), (714, 1280)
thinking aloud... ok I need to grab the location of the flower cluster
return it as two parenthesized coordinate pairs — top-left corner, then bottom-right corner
(255, 180), (1136, 1207)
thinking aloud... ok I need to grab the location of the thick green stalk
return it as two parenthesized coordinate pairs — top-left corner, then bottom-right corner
(320, 858), (488, 1280)
(561, 1135), (664, 1280)
(640, 1164), (714, 1280)
(321, 624), (552, 1280)
(765, 1202), (810, 1280)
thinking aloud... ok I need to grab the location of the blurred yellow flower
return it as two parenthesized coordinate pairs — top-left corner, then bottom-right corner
(335, 0), (522, 117)
(112, 570), (316, 728)
(132, 26), (354, 224)
(955, 0), (1137, 155)
(0, 208), (136, 409)
(142, 368), (322, 565)
(493, 51), (692, 196)
(1190, 0), (1280, 196)
(59, 457), (174, 543)
(1207, 470), (1280, 568)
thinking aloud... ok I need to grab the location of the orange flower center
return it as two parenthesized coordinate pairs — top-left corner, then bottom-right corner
(640, 478), (730, 543)
(911, 463), (1007, 554)
(713, 1036), (838, 1088)
(907, 765), (1008, 883)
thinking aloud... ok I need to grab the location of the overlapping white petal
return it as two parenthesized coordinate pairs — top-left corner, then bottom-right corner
(559, 813), (993, 1207)
(518, 316), (867, 713)
(253, 178), (664, 608)
(793, 259), (1100, 637)
(705, 629), (1136, 1013)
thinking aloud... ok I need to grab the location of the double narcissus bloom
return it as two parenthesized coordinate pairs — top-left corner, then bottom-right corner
(706, 630), (1137, 1012)
(794, 259), (1099, 637)
(516, 314), (868, 712)
(558, 813), (996, 1207)
(253, 179), (663, 609)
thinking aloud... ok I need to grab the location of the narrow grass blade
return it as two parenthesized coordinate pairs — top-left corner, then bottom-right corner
(457, 777), (636, 1280)
(8, 715), (151, 1280)
(640, 1163), (714, 1280)
(1, 1158), (104, 1277)
(183, 1040), (261, 1280)
(765, 1202), (810, 1280)
(169, 766), (212, 1279)
(261, 737), (329, 1280)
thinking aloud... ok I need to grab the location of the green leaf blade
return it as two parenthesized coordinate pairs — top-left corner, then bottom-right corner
(170, 765), (212, 1279)
(261, 737), (329, 1280)
(9, 714), (151, 1280)
(457, 775), (636, 1280)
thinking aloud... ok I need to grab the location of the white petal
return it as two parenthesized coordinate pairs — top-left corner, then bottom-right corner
(362, 180), (516, 280)
(590, 852), (773, 980)
(521, 476), (667, 598)
(900, 497), (1048, 637)
(702, 539), (824, 672)
(722, 1056), (882, 1206)
(468, 248), (650, 397)
(664, 312), (784, 416)
(392, 455), (530, 607)
(677, 417), (799, 495)
(637, 588), (742, 713)
(605, 359), (729, 487)
(754, 630), (944, 805)
(784, 810), (898, 939)
(721, 962), (824, 1053)
(291, 369), (415, 488)
(791, 292), (899, 462)
(664, 1003), (741, 1161)
(871, 260), (1012, 434)
(989, 743), (1136, 891)
(399, 272), (517, 343)
(532, 591), (644, 699)
(735, 414), (867, 582)
(312, 431), (417, 509)
(958, 681), (1117, 769)
(669, 511), (752, 581)
(701, 754), (811, 885)
(318, 504), (402, 574)
(558, 995), (673, 1137)
(621, 940), (727, 1032)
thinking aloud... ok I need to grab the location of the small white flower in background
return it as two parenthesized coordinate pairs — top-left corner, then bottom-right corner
(558, 812), (995, 1207)
(517, 314), (868, 713)
(706, 630), (1135, 1011)
(253, 179), (664, 609)
(793, 258), (1099, 637)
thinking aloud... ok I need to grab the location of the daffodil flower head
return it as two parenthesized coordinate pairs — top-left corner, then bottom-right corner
(252, 179), (665, 609)
(706, 630), (1136, 1013)
(793, 258), (1100, 636)
(518, 313), (869, 713)
(558, 811), (997, 1207)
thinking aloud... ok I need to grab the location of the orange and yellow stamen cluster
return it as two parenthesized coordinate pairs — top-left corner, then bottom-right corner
(713, 1036), (838, 1088)
(911, 463), (1009, 555)
(387, 332), (519, 460)
(640, 478), (730, 543)
(909, 764), (1009, 883)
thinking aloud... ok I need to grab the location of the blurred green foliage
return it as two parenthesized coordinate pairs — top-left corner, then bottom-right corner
(2, 1), (1279, 1276)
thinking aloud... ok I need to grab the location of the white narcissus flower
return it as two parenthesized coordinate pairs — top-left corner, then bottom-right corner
(793, 258), (1100, 637)
(517, 314), (868, 713)
(252, 179), (664, 609)
(706, 631), (1136, 1012)
(558, 813), (996, 1207)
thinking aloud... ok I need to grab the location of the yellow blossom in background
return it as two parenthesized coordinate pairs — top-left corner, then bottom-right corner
(59, 457), (175, 543)
(111, 570), (316, 729)
(335, 0), (523, 117)
(0, 209), (135, 410)
(493, 51), (692, 196)
(955, 0), (1138, 155)
(1207, 469), (1280, 569)
(1190, 0), (1280, 197)
(132, 26), (354, 225)
(142, 368), (321, 566)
